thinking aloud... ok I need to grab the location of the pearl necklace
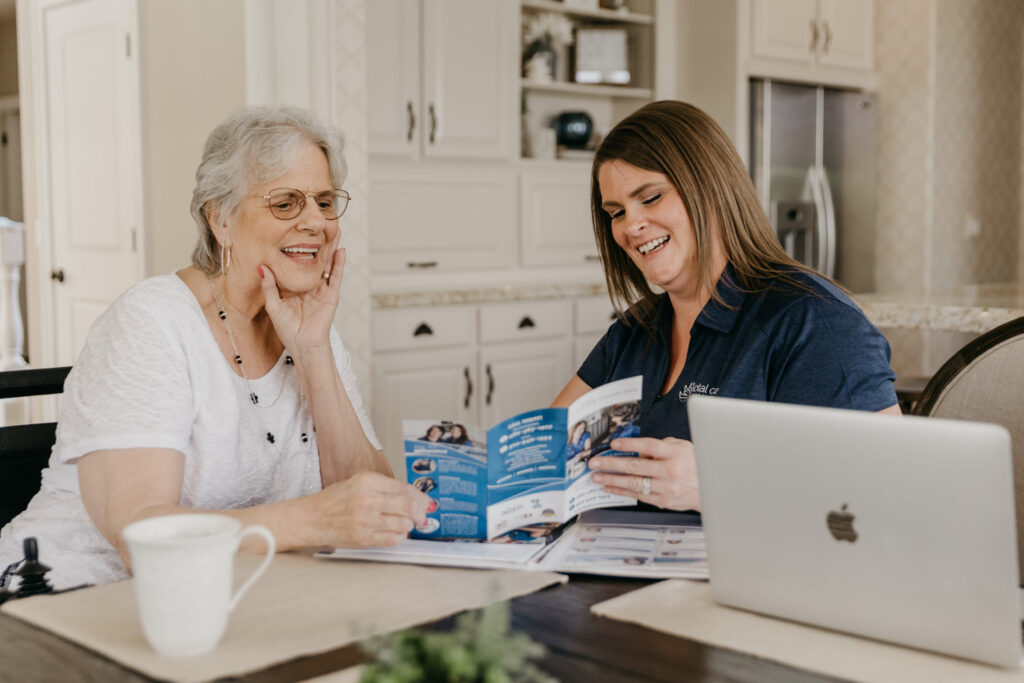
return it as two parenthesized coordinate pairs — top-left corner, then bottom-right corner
(208, 277), (316, 478)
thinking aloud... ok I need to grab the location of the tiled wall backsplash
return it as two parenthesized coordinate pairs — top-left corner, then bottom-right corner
(875, 0), (1024, 376)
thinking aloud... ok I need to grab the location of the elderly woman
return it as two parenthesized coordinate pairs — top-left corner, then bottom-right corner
(553, 100), (899, 512)
(0, 106), (429, 589)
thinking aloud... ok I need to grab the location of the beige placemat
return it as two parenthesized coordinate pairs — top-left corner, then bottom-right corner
(1, 551), (566, 683)
(591, 580), (1024, 683)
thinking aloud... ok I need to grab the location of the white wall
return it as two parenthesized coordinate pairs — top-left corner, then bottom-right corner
(138, 0), (247, 277)
(0, 15), (17, 97)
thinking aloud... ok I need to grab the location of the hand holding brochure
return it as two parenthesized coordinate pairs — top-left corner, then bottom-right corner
(403, 376), (643, 540)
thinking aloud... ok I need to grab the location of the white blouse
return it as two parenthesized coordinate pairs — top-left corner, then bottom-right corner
(0, 274), (380, 588)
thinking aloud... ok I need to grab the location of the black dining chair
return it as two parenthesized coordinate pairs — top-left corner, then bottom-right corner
(0, 366), (72, 529)
(913, 317), (1024, 585)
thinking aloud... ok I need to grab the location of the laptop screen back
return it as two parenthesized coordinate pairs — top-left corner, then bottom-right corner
(688, 396), (1022, 668)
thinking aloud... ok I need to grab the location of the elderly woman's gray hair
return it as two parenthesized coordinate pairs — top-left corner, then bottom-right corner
(190, 106), (347, 275)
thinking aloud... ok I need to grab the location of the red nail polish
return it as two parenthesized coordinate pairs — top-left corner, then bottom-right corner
(258, 266), (264, 279)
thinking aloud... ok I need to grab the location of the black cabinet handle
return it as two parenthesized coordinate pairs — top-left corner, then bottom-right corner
(413, 323), (433, 337)
(428, 103), (437, 144)
(584, 254), (601, 262)
(485, 364), (494, 406)
(50, 269), (65, 283)
(406, 261), (437, 269)
(517, 316), (535, 329)
(463, 367), (473, 409)
(406, 101), (416, 142)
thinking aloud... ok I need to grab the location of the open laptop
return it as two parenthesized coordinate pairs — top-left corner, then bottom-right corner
(687, 395), (1023, 668)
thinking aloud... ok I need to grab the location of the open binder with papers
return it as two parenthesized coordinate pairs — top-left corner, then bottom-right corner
(317, 509), (708, 579)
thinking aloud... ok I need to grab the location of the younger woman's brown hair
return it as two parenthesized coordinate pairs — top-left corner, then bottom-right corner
(590, 100), (820, 330)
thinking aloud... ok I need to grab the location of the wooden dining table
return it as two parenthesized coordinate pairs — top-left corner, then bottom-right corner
(0, 573), (842, 683)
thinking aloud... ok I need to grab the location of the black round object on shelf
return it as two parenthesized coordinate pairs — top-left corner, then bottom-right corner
(554, 112), (593, 148)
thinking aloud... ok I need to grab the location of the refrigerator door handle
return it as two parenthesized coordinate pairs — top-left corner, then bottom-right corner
(817, 166), (837, 278)
(807, 165), (828, 275)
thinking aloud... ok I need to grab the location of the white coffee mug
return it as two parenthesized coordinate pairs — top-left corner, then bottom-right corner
(122, 514), (275, 657)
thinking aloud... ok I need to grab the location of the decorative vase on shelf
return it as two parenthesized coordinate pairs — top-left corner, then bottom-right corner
(523, 36), (557, 83)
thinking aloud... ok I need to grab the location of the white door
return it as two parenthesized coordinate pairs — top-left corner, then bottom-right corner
(479, 339), (572, 429)
(421, 0), (514, 159)
(41, 0), (144, 365)
(372, 347), (478, 475)
(750, 0), (816, 65)
(367, 0), (421, 157)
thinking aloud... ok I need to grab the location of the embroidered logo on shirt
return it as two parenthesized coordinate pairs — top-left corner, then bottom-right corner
(679, 382), (720, 403)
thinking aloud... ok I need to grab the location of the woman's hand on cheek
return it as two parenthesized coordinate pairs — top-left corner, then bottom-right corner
(304, 471), (430, 548)
(589, 436), (701, 511)
(259, 247), (346, 360)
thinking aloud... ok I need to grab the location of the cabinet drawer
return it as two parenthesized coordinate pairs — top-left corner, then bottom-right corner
(575, 297), (617, 335)
(373, 306), (475, 352)
(479, 301), (572, 343)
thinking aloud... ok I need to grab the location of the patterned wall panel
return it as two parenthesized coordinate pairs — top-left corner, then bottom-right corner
(874, 0), (1024, 376)
(332, 0), (373, 402)
(932, 0), (1022, 289)
(873, 0), (933, 297)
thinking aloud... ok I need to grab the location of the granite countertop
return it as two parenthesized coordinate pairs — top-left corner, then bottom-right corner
(854, 283), (1024, 333)
(371, 279), (1024, 334)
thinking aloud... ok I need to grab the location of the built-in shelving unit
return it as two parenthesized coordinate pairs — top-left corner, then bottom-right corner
(519, 0), (658, 162)
(521, 0), (653, 25)
(520, 79), (653, 99)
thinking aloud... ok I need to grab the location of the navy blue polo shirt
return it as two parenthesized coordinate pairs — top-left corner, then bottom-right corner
(578, 266), (897, 442)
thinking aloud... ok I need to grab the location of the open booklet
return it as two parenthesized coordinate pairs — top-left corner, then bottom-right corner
(316, 509), (708, 580)
(401, 375), (643, 541)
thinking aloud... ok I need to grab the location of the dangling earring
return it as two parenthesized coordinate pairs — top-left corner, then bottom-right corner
(220, 244), (232, 275)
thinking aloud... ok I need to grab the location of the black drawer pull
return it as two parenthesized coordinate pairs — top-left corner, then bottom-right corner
(517, 316), (536, 329)
(413, 323), (433, 337)
(407, 261), (438, 269)
(485, 364), (494, 405)
(463, 367), (473, 409)
(584, 254), (601, 262)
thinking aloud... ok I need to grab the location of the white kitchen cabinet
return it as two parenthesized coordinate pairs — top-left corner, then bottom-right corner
(371, 305), (478, 473)
(573, 296), (616, 367)
(367, 0), (516, 161)
(372, 299), (577, 468)
(748, 0), (873, 80)
(520, 164), (599, 267)
(369, 163), (517, 273)
(372, 347), (478, 475)
(479, 339), (572, 428)
(366, 0), (420, 156)
(816, 0), (873, 71)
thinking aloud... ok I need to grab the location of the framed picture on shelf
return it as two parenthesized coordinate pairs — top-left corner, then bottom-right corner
(574, 28), (630, 85)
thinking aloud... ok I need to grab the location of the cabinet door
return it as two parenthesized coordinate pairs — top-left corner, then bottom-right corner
(520, 166), (599, 267)
(367, 0), (421, 157)
(479, 339), (572, 428)
(421, 0), (515, 159)
(817, 0), (873, 71)
(369, 163), (517, 272)
(372, 348), (478, 475)
(750, 0), (816, 64)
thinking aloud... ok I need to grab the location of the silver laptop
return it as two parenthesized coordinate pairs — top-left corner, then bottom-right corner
(688, 395), (1023, 668)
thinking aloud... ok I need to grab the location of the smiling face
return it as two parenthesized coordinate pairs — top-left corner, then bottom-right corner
(598, 159), (705, 298)
(214, 142), (339, 296)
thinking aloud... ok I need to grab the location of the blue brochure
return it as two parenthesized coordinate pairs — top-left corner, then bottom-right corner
(403, 376), (642, 540)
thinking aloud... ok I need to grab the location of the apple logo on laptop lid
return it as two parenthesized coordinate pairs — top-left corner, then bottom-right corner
(827, 504), (857, 542)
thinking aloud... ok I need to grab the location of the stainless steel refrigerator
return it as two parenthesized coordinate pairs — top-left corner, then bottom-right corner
(749, 79), (876, 293)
